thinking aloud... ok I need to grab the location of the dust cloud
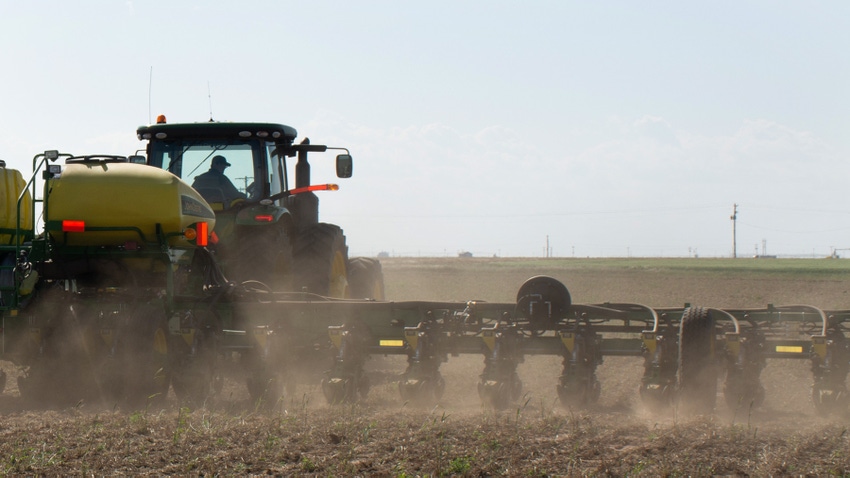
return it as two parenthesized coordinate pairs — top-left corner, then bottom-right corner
(0, 257), (848, 475)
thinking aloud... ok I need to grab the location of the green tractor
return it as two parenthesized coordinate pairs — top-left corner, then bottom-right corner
(137, 117), (384, 299)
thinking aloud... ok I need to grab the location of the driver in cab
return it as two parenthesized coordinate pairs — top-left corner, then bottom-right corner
(192, 155), (247, 207)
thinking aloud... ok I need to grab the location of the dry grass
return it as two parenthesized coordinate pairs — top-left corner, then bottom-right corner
(2, 256), (850, 475)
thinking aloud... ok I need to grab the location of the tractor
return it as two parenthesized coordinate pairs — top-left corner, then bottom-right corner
(137, 116), (384, 299)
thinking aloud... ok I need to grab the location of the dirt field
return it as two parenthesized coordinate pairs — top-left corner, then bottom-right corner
(2, 257), (850, 475)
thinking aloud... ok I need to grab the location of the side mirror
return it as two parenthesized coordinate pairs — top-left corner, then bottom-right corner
(127, 155), (146, 164)
(336, 154), (353, 178)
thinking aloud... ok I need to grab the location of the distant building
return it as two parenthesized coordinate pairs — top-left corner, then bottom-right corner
(458, 251), (473, 258)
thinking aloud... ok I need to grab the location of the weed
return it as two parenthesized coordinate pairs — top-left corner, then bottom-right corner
(264, 432), (281, 451)
(173, 406), (190, 443)
(449, 455), (472, 474)
(361, 421), (376, 443)
(514, 393), (532, 430)
(301, 456), (318, 472)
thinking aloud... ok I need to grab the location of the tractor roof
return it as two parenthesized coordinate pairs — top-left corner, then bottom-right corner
(137, 121), (298, 143)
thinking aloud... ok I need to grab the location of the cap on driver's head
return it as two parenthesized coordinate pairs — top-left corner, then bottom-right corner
(212, 155), (231, 167)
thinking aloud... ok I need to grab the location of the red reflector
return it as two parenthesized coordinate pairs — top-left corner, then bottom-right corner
(254, 215), (274, 222)
(196, 222), (208, 247)
(210, 231), (219, 245)
(62, 220), (85, 232)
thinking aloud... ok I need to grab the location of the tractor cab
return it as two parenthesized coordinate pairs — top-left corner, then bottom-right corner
(139, 120), (296, 208)
(138, 118), (352, 225)
(137, 117), (355, 291)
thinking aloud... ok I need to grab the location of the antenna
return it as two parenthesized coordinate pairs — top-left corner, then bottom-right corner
(207, 81), (214, 122)
(148, 66), (153, 124)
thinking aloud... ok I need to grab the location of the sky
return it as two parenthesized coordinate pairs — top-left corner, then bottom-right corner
(1, 1), (849, 258)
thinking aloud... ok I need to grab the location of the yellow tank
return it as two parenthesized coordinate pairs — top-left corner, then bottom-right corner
(47, 162), (215, 247)
(0, 167), (33, 245)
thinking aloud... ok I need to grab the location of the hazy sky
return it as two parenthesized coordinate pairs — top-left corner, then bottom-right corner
(1, 1), (848, 258)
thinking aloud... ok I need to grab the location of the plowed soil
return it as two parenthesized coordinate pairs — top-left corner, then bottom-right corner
(2, 257), (850, 476)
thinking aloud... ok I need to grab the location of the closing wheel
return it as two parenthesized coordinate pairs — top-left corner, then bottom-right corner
(127, 314), (171, 405)
(348, 257), (385, 300)
(399, 374), (445, 406)
(677, 306), (717, 415)
(478, 380), (512, 410)
(247, 372), (286, 407)
(322, 377), (355, 404)
(813, 384), (846, 416)
(245, 333), (289, 408)
(724, 374), (766, 410)
(99, 303), (172, 406)
(811, 329), (849, 416)
(639, 381), (675, 412)
(171, 313), (221, 405)
(557, 375), (601, 409)
(18, 299), (102, 406)
(293, 223), (349, 298)
(557, 337), (601, 409)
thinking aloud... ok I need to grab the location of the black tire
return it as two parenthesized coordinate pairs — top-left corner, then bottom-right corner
(121, 304), (171, 406)
(19, 304), (100, 406)
(557, 338), (601, 409)
(245, 332), (290, 408)
(812, 329), (850, 416)
(677, 306), (717, 415)
(348, 257), (385, 300)
(170, 310), (221, 405)
(0, 252), (15, 306)
(292, 223), (349, 297)
(478, 380), (512, 411)
(322, 377), (356, 404)
(247, 372), (286, 408)
(399, 374), (445, 406)
(232, 225), (293, 291)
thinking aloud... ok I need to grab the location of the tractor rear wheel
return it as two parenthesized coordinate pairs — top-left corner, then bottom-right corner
(677, 306), (717, 415)
(233, 225), (293, 291)
(348, 257), (385, 300)
(292, 223), (349, 297)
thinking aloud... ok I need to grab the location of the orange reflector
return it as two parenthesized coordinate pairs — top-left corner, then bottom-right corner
(288, 183), (339, 196)
(62, 220), (85, 232)
(183, 228), (197, 241)
(196, 222), (208, 247)
(254, 214), (274, 222)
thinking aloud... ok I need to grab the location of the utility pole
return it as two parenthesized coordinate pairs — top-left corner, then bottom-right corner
(730, 203), (738, 258)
